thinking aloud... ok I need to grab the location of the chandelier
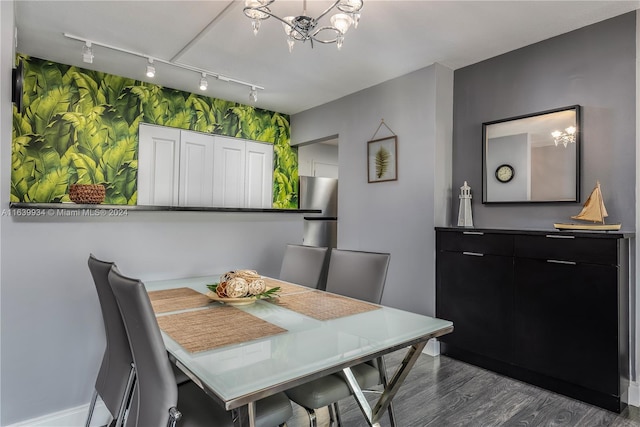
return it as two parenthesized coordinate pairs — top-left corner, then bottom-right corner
(244, 0), (364, 52)
(551, 126), (577, 148)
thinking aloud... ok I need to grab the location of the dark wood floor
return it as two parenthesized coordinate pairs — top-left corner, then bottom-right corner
(286, 350), (640, 427)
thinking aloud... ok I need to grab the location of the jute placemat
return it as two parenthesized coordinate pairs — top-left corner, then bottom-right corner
(148, 287), (212, 314)
(157, 306), (287, 353)
(262, 277), (314, 296)
(269, 291), (380, 321)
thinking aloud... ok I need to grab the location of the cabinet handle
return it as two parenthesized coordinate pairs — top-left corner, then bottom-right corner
(545, 234), (575, 239)
(463, 251), (484, 257)
(463, 231), (484, 235)
(546, 259), (577, 265)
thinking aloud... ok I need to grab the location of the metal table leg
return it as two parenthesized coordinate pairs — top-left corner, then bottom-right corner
(342, 341), (427, 427)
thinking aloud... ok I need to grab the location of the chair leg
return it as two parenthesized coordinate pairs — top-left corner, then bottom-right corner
(115, 363), (136, 427)
(167, 407), (182, 427)
(85, 389), (98, 427)
(328, 403), (336, 425)
(333, 402), (343, 427)
(303, 406), (318, 427)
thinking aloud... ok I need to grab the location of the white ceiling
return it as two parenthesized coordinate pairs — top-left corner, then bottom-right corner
(14, 0), (640, 115)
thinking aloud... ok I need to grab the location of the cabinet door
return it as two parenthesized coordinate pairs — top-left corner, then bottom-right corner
(138, 124), (180, 206)
(179, 130), (214, 207)
(513, 257), (619, 395)
(436, 250), (513, 362)
(213, 136), (246, 207)
(245, 141), (273, 208)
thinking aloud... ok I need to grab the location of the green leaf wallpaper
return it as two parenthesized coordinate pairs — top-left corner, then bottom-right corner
(11, 55), (299, 208)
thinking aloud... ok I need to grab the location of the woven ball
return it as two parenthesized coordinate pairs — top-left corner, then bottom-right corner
(247, 279), (266, 295)
(225, 277), (249, 298)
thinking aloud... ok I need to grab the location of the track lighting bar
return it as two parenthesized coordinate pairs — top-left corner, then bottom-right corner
(63, 33), (264, 96)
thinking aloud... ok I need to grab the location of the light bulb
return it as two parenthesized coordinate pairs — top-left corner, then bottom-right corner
(282, 16), (295, 37)
(82, 42), (94, 64)
(199, 73), (208, 91)
(337, 0), (363, 13)
(146, 59), (155, 78)
(566, 126), (576, 135)
(352, 12), (361, 28)
(244, 0), (270, 21)
(330, 13), (353, 35)
(249, 87), (258, 103)
(252, 19), (261, 35)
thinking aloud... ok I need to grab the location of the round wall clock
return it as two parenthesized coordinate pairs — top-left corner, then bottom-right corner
(495, 164), (514, 183)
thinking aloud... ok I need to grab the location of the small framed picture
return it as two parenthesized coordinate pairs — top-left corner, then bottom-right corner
(367, 136), (397, 183)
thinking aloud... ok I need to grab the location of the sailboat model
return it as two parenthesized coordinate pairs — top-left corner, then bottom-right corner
(554, 181), (621, 230)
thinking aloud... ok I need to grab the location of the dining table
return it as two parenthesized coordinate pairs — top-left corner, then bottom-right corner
(144, 274), (453, 427)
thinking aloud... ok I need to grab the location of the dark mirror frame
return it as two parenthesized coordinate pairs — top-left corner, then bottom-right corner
(482, 105), (581, 204)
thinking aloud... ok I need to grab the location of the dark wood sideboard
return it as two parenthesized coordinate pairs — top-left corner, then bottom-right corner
(435, 227), (630, 412)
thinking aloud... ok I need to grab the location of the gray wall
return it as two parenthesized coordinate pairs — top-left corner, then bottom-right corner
(531, 144), (576, 200)
(0, 3), (303, 424)
(292, 63), (453, 316)
(486, 133), (530, 202)
(453, 12), (636, 230)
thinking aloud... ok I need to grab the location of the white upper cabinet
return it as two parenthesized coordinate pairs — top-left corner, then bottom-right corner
(213, 136), (246, 208)
(179, 130), (215, 206)
(137, 124), (181, 206)
(245, 140), (274, 208)
(138, 124), (273, 208)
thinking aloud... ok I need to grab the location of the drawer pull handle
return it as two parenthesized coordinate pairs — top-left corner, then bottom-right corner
(463, 251), (484, 257)
(545, 234), (575, 239)
(463, 231), (484, 235)
(547, 259), (577, 265)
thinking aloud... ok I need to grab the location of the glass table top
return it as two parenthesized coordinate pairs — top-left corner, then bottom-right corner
(145, 275), (453, 409)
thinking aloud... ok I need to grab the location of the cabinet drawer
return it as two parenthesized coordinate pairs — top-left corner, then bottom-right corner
(436, 230), (513, 256)
(515, 235), (618, 265)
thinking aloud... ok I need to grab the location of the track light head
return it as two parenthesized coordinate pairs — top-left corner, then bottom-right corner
(249, 86), (258, 103)
(82, 42), (94, 64)
(146, 58), (155, 78)
(199, 73), (208, 91)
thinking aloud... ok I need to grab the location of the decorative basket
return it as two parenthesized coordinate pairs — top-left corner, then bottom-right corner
(69, 184), (106, 204)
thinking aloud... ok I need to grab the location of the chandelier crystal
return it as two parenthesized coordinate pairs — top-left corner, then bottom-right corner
(551, 126), (577, 148)
(244, 0), (364, 52)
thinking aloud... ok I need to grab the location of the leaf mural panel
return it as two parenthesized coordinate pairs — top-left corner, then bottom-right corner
(25, 85), (76, 135)
(13, 55), (297, 207)
(26, 166), (75, 203)
(69, 70), (106, 115)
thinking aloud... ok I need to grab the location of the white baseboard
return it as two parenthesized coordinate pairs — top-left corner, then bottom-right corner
(628, 381), (640, 408)
(422, 338), (440, 356)
(7, 399), (110, 427)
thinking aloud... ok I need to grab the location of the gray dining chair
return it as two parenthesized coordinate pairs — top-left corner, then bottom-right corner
(279, 244), (329, 289)
(107, 267), (293, 427)
(85, 254), (135, 427)
(86, 255), (191, 427)
(284, 249), (395, 427)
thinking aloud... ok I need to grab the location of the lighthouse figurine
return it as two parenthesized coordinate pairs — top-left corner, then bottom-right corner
(457, 181), (473, 227)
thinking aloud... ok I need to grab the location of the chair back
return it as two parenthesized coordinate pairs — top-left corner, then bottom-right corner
(324, 249), (390, 304)
(108, 268), (178, 427)
(279, 244), (329, 288)
(88, 254), (133, 417)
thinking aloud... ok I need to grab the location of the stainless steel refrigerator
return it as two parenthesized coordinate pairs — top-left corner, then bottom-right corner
(299, 176), (338, 248)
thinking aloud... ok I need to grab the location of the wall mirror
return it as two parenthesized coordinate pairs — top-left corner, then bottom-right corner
(482, 105), (580, 203)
